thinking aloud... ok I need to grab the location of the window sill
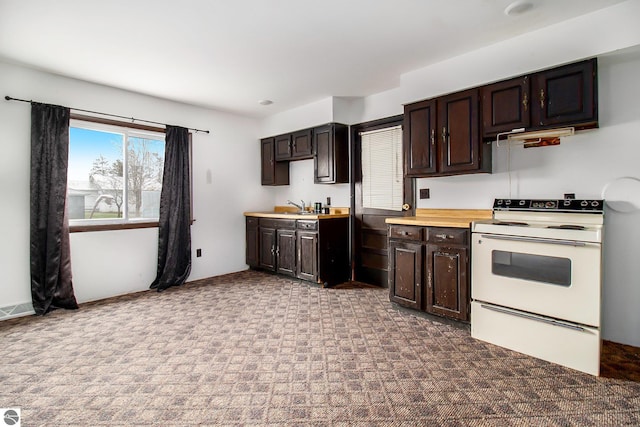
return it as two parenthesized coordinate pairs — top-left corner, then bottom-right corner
(70, 221), (159, 233)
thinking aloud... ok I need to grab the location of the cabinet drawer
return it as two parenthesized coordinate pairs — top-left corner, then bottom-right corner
(260, 218), (296, 229)
(297, 220), (318, 231)
(426, 227), (468, 245)
(389, 225), (423, 241)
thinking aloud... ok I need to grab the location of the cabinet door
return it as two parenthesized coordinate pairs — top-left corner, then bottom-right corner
(259, 227), (276, 271)
(314, 125), (335, 183)
(438, 88), (481, 175)
(482, 76), (530, 137)
(276, 229), (297, 277)
(404, 99), (437, 176)
(297, 231), (318, 282)
(531, 58), (597, 128)
(246, 218), (260, 268)
(425, 245), (468, 321)
(261, 138), (289, 186)
(291, 129), (313, 159)
(314, 124), (349, 184)
(389, 241), (422, 309)
(275, 134), (292, 161)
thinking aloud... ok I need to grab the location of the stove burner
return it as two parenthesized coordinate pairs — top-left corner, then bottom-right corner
(547, 224), (587, 230)
(495, 221), (529, 227)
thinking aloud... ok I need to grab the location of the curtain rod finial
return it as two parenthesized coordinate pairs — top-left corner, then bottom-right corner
(5, 95), (12, 101)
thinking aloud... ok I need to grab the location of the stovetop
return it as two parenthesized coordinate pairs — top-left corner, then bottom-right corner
(472, 199), (604, 243)
(493, 198), (604, 213)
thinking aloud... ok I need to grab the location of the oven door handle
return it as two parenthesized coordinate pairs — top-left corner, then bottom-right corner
(480, 304), (588, 332)
(479, 234), (587, 247)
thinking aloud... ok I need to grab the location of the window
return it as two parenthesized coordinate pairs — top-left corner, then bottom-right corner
(67, 118), (165, 228)
(360, 125), (403, 211)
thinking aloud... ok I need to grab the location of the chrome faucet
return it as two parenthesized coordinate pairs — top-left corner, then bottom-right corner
(287, 199), (306, 212)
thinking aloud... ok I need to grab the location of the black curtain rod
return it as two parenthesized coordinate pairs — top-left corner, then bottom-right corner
(4, 95), (210, 134)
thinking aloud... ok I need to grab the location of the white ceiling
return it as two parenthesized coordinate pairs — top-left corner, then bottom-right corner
(0, 0), (626, 118)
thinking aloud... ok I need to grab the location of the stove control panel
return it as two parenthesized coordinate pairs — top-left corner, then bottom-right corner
(493, 199), (604, 213)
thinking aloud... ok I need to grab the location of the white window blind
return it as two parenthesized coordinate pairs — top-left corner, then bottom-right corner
(361, 125), (403, 211)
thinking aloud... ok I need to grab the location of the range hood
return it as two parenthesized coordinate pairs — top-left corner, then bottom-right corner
(497, 127), (575, 148)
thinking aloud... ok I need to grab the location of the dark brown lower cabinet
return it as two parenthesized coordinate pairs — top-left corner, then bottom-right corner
(246, 217), (260, 268)
(259, 226), (276, 271)
(276, 229), (297, 277)
(257, 218), (296, 273)
(247, 217), (349, 286)
(426, 245), (468, 321)
(388, 225), (470, 322)
(297, 230), (318, 282)
(389, 241), (422, 310)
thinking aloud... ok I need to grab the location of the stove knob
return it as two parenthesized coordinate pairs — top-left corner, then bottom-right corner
(580, 201), (588, 207)
(519, 200), (525, 206)
(591, 201), (600, 207)
(545, 201), (554, 208)
(563, 200), (571, 206)
(496, 199), (503, 205)
(505, 200), (511, 205)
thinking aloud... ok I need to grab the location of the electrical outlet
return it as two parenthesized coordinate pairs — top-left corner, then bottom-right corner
(419, 188), (430, 199)
(564, 193), (576, 200)
(196, 249), (202, 257)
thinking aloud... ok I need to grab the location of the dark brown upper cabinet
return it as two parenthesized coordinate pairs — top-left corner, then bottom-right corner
(314, 123), (349, 184)
(275, 129), (313, 161)
(261, 137), (289, 186)
(274, 133), (293, 161)
(531, 58), (597, 129)
(404, 89), (490, 177)
(404, 99), (437, 176)
(438, 89), (486, 175)
(261, 123), (347, 186)
(481, 58), (598, 140)
(482, 75), (530, 138)
(291, 129), (313, 159)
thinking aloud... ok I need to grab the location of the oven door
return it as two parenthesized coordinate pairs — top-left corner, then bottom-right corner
(471, 232), (601, 327)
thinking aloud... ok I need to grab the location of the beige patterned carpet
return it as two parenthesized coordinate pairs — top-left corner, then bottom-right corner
(0, 270), (639, 426)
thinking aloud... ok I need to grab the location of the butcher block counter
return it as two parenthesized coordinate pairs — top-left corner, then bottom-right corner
(385, 208), (492, 228)
(244, 206), (349, 220)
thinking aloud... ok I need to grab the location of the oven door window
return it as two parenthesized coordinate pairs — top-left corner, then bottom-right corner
(491, 250), (571, 286)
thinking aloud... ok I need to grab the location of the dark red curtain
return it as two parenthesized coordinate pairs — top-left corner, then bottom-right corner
(30, 102), (78, 314)
(150, 126), (192, 291)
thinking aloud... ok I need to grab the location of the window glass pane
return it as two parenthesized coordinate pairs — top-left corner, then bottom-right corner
(67, 123), (165, 224)
(68, 127), (124, 220)
(127, 136), (165, 220)
(491, 250), (571, 286)
(361, 126), (403, 211)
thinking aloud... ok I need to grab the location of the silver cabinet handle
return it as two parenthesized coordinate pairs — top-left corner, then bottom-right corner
(479, 234), (587, 247)
(480, 303), (587, 332)
(434, 233), (453, 240)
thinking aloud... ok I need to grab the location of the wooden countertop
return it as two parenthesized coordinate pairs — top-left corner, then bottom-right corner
(385, 208), (492, 228)
(244, 206), (350, 220)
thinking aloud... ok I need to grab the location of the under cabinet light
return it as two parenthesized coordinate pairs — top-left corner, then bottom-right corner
(507, 127), (575, 142)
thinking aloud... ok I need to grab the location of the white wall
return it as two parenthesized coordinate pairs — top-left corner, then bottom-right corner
(258, 96), (352, 210)
(0, 60), (268, 307)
